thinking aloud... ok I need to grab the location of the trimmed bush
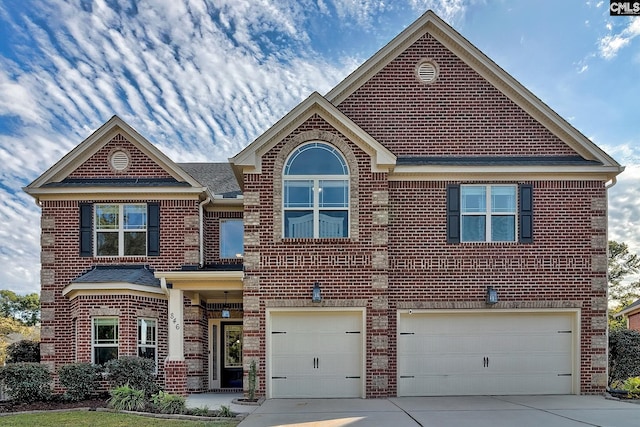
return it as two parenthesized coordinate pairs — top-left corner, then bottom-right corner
(6, 340), (40, 363)
(0, 362), (51, 402)
(104, 356), (159, 395)
(609, 329), (640, 384)
(151, 390), (186, 414)
(58, 362), (101, 401)
(108, 384), (146, 412)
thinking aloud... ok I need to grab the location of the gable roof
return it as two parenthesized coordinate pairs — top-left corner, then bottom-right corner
(24, 115), (209, 201)
(326, 10), (622, 177)
(229, 91), (396, 187)
(616, 299), (640, 318)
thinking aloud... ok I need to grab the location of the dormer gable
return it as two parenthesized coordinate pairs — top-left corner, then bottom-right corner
(24, 115), (208, 201)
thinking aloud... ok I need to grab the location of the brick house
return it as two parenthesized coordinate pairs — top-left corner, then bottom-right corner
(24, 10), (623, 397)
(616, 300), (640, 332)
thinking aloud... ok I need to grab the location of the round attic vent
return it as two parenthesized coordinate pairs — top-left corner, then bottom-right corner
(417, 61), (438, 84)
(110, 150), (130, 171)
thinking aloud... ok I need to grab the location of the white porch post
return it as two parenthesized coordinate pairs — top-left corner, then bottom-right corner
(167, 288), (184, 360)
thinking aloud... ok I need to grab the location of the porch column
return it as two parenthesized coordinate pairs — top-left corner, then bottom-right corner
(167, 288), (184, 360)
(165, 287), (187, 396)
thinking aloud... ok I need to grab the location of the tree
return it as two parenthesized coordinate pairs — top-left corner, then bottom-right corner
(608, 241), (640, 306)
(0, 290), (40, 326)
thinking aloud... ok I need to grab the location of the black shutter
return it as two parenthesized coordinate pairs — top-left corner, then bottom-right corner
(447, 185), (460, 244)
(79, 203), (93, 257)
(519, 184), (533, 244)
(147, 203), (160, 257)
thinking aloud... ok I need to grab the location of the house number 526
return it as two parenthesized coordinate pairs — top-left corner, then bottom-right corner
(170, 312), (181, 330)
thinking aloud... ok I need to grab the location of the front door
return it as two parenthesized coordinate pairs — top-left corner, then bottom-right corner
(209, 321), (243, 389)
(221, 322), (243, 388)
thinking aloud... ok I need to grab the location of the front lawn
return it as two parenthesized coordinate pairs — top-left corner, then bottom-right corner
(0, 410), (239, 426)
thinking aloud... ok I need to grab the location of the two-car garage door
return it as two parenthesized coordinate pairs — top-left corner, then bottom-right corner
(398, 311), (576, 396)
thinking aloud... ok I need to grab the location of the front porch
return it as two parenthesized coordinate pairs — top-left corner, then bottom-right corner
(155, 268), (245, 396)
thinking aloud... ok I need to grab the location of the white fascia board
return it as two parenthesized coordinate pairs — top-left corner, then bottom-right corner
(25, 186), (207, 201)
(62, 282), (167, 299)
(389, 165), (623, 181)
(230, 92), (396, 174)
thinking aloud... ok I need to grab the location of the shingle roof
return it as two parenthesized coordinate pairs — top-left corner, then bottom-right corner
(178, 162), (242, 198)
(72, 265), (160, 287)
(396, 156), (603, 166)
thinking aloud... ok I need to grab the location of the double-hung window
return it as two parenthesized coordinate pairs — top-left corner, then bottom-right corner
(460, 185), (517, 242)
(448, 184), (533, 244)
(283, 142), (349, 238)
(138, 318), (157, 371)
(95, 204), (147, 256)
(93, 317), (118, 365)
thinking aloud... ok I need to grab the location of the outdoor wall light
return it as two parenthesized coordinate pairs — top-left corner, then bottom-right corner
(486, 286), (498, 305)
(312, 282), (322, 303)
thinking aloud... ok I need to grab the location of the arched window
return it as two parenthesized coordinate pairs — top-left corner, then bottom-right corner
(283, 142), (349, 238)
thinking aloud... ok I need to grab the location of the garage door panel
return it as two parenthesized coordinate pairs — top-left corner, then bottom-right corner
(270, 311), (363, 398)
(398, 311), (575, 396)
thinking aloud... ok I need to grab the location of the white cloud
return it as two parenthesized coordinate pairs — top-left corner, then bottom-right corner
(599, 17), (640, 59)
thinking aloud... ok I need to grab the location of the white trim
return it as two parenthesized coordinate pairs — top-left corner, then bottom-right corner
(137, 317), (158, 374)
(230, 92), (396, 185)
(396, 308), (581, 395)
(92, 316), (119, 365)
(266, 307), (366, 399)
(63, 282), (166, 299)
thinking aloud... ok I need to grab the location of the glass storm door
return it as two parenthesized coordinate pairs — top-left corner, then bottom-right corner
(222, 322), (243, 388)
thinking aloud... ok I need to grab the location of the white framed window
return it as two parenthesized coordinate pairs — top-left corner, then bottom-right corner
(137, 318), (157, 371)
(461, 185), (517, 242)
(92, 317), (118, 365)
(95, 204), (147, 256)
(220, 219), (244, 259)
(283, 142), (349, 238)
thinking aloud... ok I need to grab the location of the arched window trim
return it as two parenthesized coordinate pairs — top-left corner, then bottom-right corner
(282, 141), (350, 239)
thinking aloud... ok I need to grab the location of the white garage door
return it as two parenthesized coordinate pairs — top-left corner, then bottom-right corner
(269, 310), (364, 398)
(398, 311), (576, 396)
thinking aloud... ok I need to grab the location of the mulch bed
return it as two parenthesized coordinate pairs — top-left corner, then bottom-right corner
(0, 395), (109, 413)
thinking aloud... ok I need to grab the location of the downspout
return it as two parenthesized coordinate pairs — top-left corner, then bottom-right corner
(199, 196), (211, 268)
(605, 176), (617, 189)
(160, 277), (169, 295)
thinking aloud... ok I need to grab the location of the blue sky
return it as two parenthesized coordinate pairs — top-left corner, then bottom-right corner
(1, 0), (639, 295)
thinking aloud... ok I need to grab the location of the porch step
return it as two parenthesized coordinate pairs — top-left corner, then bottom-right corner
(207, 388), (243, 393)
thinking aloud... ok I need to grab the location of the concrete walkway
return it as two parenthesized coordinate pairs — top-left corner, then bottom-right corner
(237, 395), (640, 427)
(185, 392), (259, 416)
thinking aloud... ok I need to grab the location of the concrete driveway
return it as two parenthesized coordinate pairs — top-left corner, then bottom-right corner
(237, 395), (640, 427)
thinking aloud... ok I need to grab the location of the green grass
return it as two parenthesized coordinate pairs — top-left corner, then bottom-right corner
(0, 410), (239, 427)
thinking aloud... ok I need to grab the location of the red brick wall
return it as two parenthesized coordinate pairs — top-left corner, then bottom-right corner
(39, 197), (199, 385)
(242, 115), (391, 397)
(387, 179), (607, 395)
(337, 33), (577, 157)
(69, 133), (174, 179)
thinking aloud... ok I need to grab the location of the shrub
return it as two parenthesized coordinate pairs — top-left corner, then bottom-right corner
(58, 363), (101, 401)
(621, 377), (640, 398)
(609, 329), (640, 384)
(218, 404), (233, 418)
(151, 390), (186, 414)
(104, 356), (158, 395)
(6, 340), (40, 363)
(0, 362), (51, 402)
(108, 384), (146, 412)
(248, 359), (257, 400)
